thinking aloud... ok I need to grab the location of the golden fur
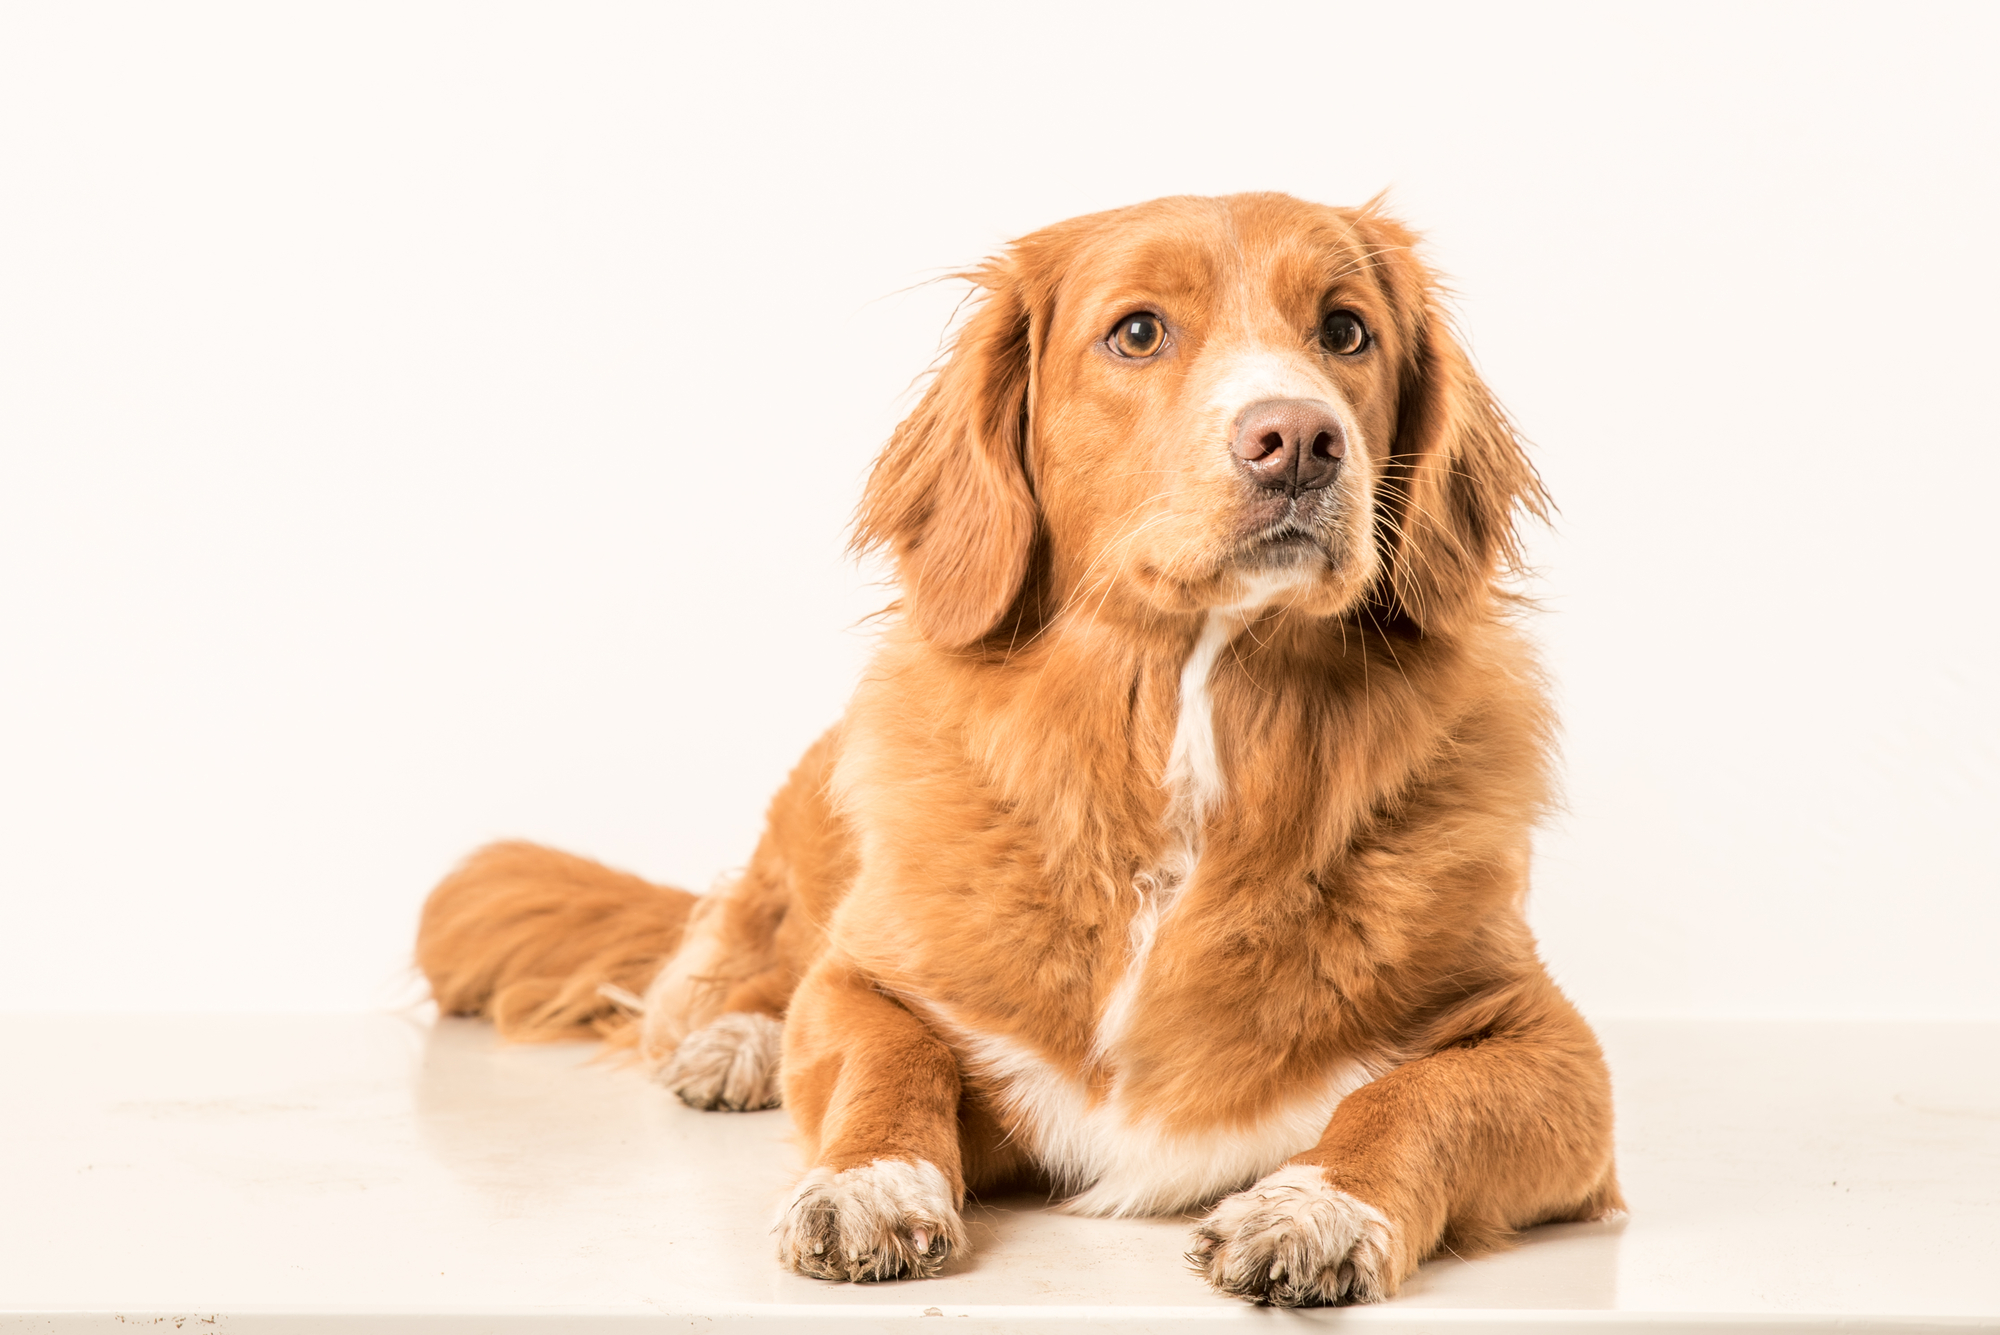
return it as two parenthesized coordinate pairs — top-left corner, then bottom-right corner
(416, 192), (1622, 1305)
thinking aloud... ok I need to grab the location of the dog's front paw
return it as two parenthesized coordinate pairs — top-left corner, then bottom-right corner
(1191, 1164), (1396, 1306)
(775, 1158), (965, 1282)
(658, 1011), (783, 1110)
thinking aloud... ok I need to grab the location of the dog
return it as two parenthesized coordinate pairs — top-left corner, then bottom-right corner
(416, 191), (1622, 1307)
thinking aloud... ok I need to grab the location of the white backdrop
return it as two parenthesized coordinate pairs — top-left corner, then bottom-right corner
(2, 3), (1994, 1020)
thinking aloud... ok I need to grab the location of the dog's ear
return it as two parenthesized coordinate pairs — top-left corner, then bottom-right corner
(853, 260), (1039, 649)
(1375, 253), (1549, 633)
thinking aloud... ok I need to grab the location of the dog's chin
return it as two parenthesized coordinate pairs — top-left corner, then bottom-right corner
(1205, 521), (1379, 617)
(1140, 521), (1359, 617)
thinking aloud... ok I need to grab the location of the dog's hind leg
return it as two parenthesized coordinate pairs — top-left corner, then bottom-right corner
(659, 1008), (787, 1111)
(417, 840), (698, 1046)
(641, 727), (851, 1108)
(643, 893), (793, 1110)
(417, 837), (790, 1109)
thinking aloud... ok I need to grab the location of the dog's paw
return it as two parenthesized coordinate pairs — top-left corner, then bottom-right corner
(657, 1011), (783, 1110)
(775, 1158), (966, 1282)
(1190, 1164), (1395, 1307)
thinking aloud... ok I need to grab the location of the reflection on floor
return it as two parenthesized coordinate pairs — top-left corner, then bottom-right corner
(1, 1014), (1996, 1330)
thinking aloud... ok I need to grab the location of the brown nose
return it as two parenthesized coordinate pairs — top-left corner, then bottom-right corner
(1230, 398), (1346, 495)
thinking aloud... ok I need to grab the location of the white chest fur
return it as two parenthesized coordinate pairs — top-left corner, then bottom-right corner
(1099, 572), (1311, 1054)
(932, 1004), (1378, 1217)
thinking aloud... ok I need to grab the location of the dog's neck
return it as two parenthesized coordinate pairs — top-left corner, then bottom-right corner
(1163, 570), (1314, 827)
(896, 576), (1455, 882)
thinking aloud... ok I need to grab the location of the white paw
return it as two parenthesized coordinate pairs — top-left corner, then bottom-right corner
(657, 1011), (783, 1111)
(1190, 1164), (1395, 1306)
(775, 1158), (965, 1282)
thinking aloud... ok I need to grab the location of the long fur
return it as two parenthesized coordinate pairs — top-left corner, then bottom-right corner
(415, 192), (1622, 1307)
(416, 840), (694, 1046)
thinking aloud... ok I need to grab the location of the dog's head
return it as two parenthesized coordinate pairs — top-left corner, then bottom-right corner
(855, 193), (1545, 649)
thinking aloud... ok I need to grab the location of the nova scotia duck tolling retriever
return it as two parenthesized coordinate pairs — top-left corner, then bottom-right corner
(416, 191), (1623, 1306)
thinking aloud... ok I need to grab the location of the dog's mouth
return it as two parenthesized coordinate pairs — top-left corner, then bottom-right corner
(1238, 503), (1334, 569)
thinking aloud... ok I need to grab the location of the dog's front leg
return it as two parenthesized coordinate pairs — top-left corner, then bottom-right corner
(773, 957), (967, 1282)
(1193, 998), (1621, 1306)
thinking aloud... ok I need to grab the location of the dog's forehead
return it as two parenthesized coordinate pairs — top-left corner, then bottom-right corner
(1045, 195), (1392, 337)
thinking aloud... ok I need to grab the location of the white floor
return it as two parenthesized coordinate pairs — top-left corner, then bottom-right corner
(2, 1016), (1996, 1333)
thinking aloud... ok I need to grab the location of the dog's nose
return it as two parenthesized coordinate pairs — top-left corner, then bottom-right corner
(1230, 398), (1346, 494)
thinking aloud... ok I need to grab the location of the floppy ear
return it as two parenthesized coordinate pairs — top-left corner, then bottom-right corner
(852, 260), (1039, 649)
(1376, 269), (1549, 633)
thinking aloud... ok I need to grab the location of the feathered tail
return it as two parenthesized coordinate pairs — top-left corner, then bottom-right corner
(416, 840), (695, 1048)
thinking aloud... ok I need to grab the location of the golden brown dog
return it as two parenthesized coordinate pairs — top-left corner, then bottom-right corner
(417, 192), (1622, 1306)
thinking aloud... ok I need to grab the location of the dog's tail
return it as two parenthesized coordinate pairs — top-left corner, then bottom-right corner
(416, 840), (696, 1048)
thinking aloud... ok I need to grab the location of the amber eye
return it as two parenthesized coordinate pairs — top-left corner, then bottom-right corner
(1111, 312), (1167, 358)
(1320, 309), (1369, 356)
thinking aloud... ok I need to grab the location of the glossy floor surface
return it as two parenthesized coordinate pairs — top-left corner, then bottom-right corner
(2, 1016), (1997, 1332)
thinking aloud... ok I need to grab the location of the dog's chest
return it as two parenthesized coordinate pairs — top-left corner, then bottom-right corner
(925, 605), (1377, 1217)
(933, 858), (1371, 1218)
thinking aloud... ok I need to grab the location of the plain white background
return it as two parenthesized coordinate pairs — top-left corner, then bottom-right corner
(2, 3), (1995, 1022)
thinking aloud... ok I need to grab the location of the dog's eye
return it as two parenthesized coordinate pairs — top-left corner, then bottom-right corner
(1320, 309), (1369, 356)
(1111, 313), (1167, 359)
